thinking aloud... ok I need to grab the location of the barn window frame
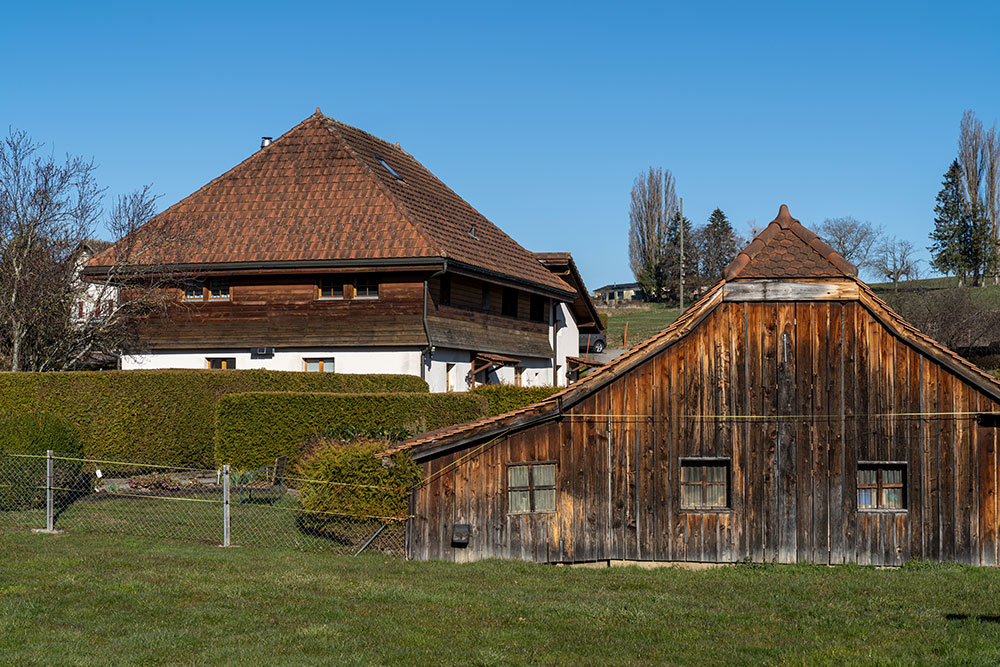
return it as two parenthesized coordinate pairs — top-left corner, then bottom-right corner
(679, 458), (730, 511)
(857, 462), (906, 511)
(506, 461), (557, 515)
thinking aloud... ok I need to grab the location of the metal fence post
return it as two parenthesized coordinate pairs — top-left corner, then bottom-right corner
(45, 449), (54, 532)
(222, 464), (231, 547)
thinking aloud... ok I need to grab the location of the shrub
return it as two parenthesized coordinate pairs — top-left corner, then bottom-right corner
(0, 412), (84, 512)
(0, 370), (427, 466)
(294, 438), (420, 542)
(214, 392), (487, 469)
(470, 385), (560, 416)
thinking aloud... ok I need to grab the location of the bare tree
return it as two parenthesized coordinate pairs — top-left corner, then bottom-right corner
(958, 110), (995, 286)
(872, 236), (919, 291)
(885, 287), (1000, 353)
(818, 216), (882, 272)
(744, 219), (762, 239)
(628, 167), (677, 301)
(0, 128), (187, 371)
(984, 123), (1000, 283)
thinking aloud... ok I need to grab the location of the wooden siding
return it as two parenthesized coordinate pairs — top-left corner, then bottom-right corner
(141, 274), (427, 349)
(410, 299), (1000, 565)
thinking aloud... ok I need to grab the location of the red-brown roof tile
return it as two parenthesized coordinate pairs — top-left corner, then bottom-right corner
(87, 111), (573, 296)
(724, 205), (858, 280)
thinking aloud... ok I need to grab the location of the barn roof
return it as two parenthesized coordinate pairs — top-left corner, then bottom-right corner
(384, 207), (1000, 461)
(84, 109), (574, 298)
(724, 204), (857, 280)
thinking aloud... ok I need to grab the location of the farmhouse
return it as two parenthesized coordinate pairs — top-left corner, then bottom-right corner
(386, 206), (1000, 566)
(83, 110), (602, 391)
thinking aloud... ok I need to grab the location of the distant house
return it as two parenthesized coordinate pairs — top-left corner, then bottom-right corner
(594, 282), (645, 304)
(387, 206), (1000, 567)
(83, 110), (600, 391)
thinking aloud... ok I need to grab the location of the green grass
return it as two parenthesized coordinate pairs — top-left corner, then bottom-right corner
(870, 275), (1000, 308)
(3, 532), (1000, 664)
(602, 304), (681, 349)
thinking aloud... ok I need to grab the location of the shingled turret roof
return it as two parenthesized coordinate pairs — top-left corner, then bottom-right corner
(723, 204), (857, 280)
(86, 110), (574, 297)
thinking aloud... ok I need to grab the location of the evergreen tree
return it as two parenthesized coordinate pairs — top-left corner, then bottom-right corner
(662, 211), (694, 302)
(697, 208), (742, 283)
(929, 159), (992, 286)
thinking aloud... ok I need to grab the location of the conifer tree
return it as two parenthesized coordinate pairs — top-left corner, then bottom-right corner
(930, 159), (991, 286)
(697, 208), (742, 283)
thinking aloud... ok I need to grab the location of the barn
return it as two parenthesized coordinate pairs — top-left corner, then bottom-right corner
(383, 206), (1000, 566)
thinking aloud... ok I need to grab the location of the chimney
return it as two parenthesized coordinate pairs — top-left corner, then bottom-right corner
(260, 136), (273, 149)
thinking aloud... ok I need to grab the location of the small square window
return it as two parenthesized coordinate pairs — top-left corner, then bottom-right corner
(319, 278), (345, 299)
(304, 358), (335, 373)
(858, 464), (906, 510)
(207, 357), (236, 370)
(208, 279), (230, 300)
(354, 276), (379, 299)
(183, 282), (203, 301)
(680, 460), (729, 510)
(507, 462), (556, 514)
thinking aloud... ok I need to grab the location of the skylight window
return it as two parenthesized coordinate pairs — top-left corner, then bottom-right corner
(375, 156), (404, 181)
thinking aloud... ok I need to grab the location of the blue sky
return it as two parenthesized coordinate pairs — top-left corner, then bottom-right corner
(4, 1), (1000, 288)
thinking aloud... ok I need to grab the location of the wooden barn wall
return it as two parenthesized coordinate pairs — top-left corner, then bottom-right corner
(409, 300), (1000, 566)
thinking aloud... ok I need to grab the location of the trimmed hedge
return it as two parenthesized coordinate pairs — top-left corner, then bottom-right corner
(0, 412), (84, 511)
(295, 438), (420, 541)
(471, 385), (561, 416)
(214, 392), (487, 469)
(0, 370), (427, 466)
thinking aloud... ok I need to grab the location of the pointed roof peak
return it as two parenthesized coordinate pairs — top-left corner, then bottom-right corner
(723, 204), (857, 280)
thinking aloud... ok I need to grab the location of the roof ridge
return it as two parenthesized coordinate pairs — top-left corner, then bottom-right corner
(316, 114), (445, 261)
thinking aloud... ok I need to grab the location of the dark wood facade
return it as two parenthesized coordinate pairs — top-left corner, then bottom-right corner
(140, 271), (554, 358)
(402, 284), (1000, 566)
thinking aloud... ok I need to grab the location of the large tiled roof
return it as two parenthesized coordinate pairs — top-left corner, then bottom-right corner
(86, 110), (573, 296)
(724, 205), (857, 280)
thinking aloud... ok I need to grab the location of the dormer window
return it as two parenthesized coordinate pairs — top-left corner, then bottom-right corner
(375, 156), (403, 182)
(208, 279), (230, 301)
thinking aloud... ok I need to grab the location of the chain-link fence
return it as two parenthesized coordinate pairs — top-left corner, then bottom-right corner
(0, 451), (407, 556)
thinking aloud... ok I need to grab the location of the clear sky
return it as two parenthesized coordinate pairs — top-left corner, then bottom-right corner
(4, 1), (1000, 289)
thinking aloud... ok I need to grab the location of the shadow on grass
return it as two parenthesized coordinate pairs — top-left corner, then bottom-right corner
(945, 614), (1000, 623)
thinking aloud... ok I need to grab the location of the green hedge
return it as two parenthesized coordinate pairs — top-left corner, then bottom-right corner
(214, 392), (487, 469)
(295, 438), (420, 541)
(470, 385), (561, 416)
(0, 412), (84, 511)
(0, 370), (427, 466)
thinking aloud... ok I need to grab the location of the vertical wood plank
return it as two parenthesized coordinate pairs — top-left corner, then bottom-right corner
(828, 303), (845, 564)
(775, 302), (797, 564)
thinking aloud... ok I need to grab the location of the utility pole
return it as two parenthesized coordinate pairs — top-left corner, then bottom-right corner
(679, 197), (685, 312)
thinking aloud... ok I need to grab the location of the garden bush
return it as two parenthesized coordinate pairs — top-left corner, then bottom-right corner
(0, 412), (84, 512)
(470, 385), (560, 416)
(294, 437), (421, 542)
(0, 370), (427, 466)
(214, 391), (487, 469)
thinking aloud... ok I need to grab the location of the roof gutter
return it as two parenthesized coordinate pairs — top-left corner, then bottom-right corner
(81, 256), (449, 279)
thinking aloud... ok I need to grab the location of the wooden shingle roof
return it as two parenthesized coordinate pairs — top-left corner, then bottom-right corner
(86, 110), (574, 297)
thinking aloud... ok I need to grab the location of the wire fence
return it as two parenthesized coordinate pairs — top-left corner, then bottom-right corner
(0, 451), (407, 556)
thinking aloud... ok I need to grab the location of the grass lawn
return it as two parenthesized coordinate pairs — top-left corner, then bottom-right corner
(3, 531), (1000, 664)
(602, 304), (682, 349)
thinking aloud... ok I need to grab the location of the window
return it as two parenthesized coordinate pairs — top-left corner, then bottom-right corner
(375, 156), (403, 181)
(354, 276), (379, 299)
(319, 277), (345, 299)
(858, 464), (905, 510)
(680, 460), (729, 509)
(445, 362), (456, 392)
(481, 284), (491, 312)
(507, 463), (556, 514)
(304, 358), (335, 373)
(439, 276), (451, 306)
(501, 287), (518, 318)
(208, 279), (230, 300)
(529, 295), (546, 322)
(207, 357), (236, 370)
(183, 282), (203, 301)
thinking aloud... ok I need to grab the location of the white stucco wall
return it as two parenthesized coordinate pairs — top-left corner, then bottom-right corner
(121, 347), (424, 376)
(553, 301), (579, 387)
